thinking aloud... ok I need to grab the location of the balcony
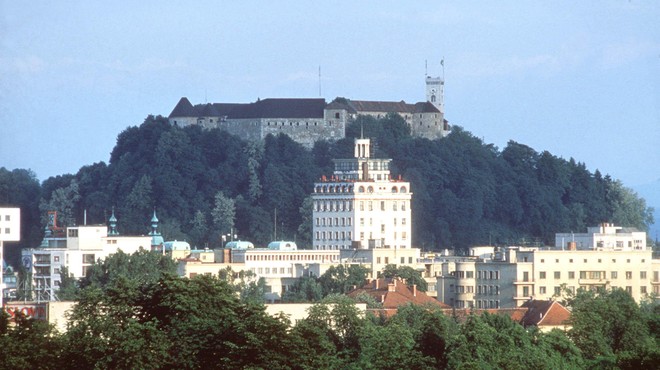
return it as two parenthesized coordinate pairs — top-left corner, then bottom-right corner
(513, 280), (535, 285)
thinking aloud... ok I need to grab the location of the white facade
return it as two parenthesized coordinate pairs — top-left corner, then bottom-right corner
(436, 227), (658, 309)
(555, 223), (647, 250)
(21, 225), (150, 301)
(0, 208), (21, 242)
(312, 138), (412, 250)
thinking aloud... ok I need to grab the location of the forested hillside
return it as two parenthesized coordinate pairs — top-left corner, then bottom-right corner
(1, 114), (653, 262)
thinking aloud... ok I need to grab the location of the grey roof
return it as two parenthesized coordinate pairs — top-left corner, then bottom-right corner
(348, 100), (415, 113)
(230, 98), (326, 119)
(169, 97), (197, 118)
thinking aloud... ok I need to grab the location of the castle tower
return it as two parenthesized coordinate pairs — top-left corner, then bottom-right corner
(425, 75), (444, 114)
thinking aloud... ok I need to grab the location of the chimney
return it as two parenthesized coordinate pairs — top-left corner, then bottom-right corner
(412, 284), (417, 297)
(388, 283), (396, 292)
(375, 279), (380, 289)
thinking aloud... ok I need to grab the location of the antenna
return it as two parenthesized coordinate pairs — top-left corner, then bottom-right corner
(425, 60), (428, 77)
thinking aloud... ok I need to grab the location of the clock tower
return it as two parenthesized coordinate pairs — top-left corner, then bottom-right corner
(425, 75), (444, 114)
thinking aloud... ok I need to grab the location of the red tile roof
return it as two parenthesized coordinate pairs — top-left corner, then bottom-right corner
(347, 278), (450, 311)
(520, 300), (571, 327)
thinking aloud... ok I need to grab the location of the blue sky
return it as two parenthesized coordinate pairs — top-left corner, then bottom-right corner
(1, 1), (659, 192)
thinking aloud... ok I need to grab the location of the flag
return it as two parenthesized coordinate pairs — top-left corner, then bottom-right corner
(441, 59), (444, 67)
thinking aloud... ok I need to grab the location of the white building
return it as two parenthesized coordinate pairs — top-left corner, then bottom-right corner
(437, 226), (659, 309)
(20, 211), (152, 301)
(1, 208), (21, 306)
(312, 138), (412, 250)
(555, 223), (647, 250)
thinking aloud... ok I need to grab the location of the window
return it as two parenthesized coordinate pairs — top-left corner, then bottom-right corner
(54, 256), (60, 262)
(401, 257), (405, 264)
(640, 271), (647, 279)
(68, 229), (78, 237)
(359, 201), (364, 211)
(554, 271), (561, 279)
(377, 257), (381, 264)
(568, 271), (575, 279)
(539, 286), (546, 294)
(368, 202), (373, 211)
(381, 201), (385, 211)
(82, 254), (95, 264)
(539, 272), (546, 279)
(626, 271), (632, 280)
(641, 286), (647, 294)
(554, 286), (561, 295)
(625, 286), (632, 294)
(4, 215), (9, 221)
(540, 259), (545, 263)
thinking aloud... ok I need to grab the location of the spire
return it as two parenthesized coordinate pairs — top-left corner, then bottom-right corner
(149, 209), (164, 250)
(108, 207), (119, 236)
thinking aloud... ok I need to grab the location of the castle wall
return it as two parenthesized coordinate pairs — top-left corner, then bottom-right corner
(410, 112), (448, 140)
(261, 118), (343, 148)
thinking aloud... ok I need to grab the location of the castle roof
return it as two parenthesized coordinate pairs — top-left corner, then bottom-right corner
(348, 100), (415, 114)
(232, 98), (326, 119)
(169, 97), (197, 118)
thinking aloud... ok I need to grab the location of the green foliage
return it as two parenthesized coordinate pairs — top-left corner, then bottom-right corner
(380, 264), (428, 291)
(0, 312), (63, 369)
(12, 114), (654, 252)
(568, 288), (660, 368)
(318, 264), (371, 296)
(78, 248), (176, 290)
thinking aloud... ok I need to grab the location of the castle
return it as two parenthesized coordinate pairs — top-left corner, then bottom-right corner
(168, 76), (450, 147)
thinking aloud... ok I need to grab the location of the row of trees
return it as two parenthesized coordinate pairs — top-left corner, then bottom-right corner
(2, 250), (658, 369)
(1, 113), (654, 263)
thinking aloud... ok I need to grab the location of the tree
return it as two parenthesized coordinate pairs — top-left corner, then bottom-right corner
(380, 264), (428, 291)
(39, 179), (81, 227)
(318, 264), (370, 296)
(211, 191), (236, 241)
(282, 276), (323, 302)
(0, 311), (63, 369)
(568, 288), (659, 368)
(188, 210), (209, 248)
(78, 248), (176, 290)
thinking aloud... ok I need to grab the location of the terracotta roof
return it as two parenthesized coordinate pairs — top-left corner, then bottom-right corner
(520, 300), (571, 327)
(347, 278), (450, 310)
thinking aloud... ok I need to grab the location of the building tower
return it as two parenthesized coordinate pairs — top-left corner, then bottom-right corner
(149, 210), (164, 251)
(108, 208), (119, 236)
(311, 138), (412, 250)
(425, 75), (444, 114)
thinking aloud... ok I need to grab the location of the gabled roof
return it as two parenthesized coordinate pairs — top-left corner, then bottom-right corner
(347, 278), (450, 310)
(169, 97), (197, 118)
(520, 300), (571, 327)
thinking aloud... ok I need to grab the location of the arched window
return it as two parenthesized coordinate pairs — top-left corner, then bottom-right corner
(391, 186), (398, 193)
(367, 186), (374, 193)
(358, 186), (365, 193)
(400, 186), (407, 193)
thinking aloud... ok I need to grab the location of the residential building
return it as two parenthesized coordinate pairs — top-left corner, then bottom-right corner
(312, 138), (412, 250)
(20, 210), (153, 301)
(0, 207), (20, 306)
(437, 226), (658, 308)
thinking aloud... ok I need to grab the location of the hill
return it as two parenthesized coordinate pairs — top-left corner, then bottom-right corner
(1, 114), (654, 263)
